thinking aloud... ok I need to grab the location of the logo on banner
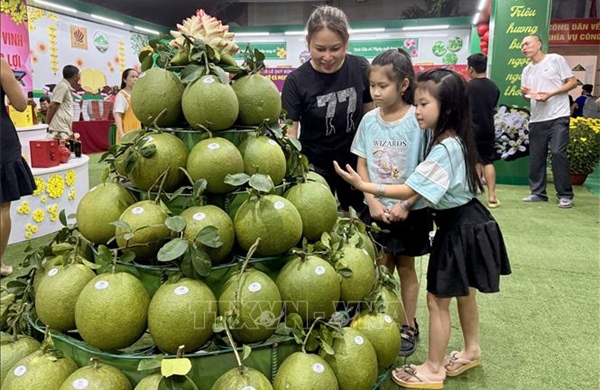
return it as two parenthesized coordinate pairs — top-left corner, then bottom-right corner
(70, 26), (88, 50)
(94, 32), (109, 53)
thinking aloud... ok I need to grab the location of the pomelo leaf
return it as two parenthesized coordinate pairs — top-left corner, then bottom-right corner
(157, 238), (189, 262)
(190, 244), (211, 277)
(110, 220), (131, 230)
(224, 173), (250, 186)
(337, 267), (353, 278)
(139, 144), (157, 158)
(119, 250), (136, 263)
(165, 216), (186, 233)
(192, 179), (208, 197)
(242, 344), (252, 360)
(285, 313), (303, 330)
(81, 258), (102, 270)
(320, 340), (335, 355)
(180, 254), (195, 279)
(161, 357), (192, 377)
(249, 173), (274, 193)
(181, 65), (204, 84)
(195, 226), (222, 249)
(94, 245), (113, 265)
(137, 355), (163, 371)
(212, 316), (225, 333)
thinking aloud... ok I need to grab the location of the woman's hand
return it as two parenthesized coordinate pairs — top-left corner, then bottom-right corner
(367, 198), (390, 224)
(389, 202), (408, 222)
(333, 161), (363, 190)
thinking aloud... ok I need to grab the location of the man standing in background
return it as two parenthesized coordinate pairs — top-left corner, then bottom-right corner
(520, 35), (577, 209)
(46, 65), (80, 135)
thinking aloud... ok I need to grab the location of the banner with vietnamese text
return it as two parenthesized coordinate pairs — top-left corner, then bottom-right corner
(0, 0), (33, 92)
(549, 18), (600, 45)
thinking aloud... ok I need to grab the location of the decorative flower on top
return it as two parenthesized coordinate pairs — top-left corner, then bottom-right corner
(169, 9), (239, 56)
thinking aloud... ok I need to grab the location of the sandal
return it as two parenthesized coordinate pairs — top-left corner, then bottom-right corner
(522, 194), (547, 202)
(444, 351), (481, 377)
(391, 365), (445, 389)
(0, 264), (13, 277)
(487, 199), (501, 208)
(557, 198), (573, 209)
(399, 318), (419, 356)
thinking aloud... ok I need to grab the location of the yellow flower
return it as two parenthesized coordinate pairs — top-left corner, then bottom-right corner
(31, 225), (39, 233)
(32, 209), (45, 223)
(46, 174), (65, 199)
(25, 231), (32, 239)
(32, 178), (45, 196)
(68, 187), (76, 200)
(65, 169), (76, 187)
(40, 195), (47, 203)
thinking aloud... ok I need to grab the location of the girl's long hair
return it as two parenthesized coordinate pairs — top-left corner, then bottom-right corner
(370, 48), (415, 105)
(416, 68), (482, 194)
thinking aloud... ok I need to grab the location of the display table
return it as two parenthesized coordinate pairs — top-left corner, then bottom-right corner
(73, 120), (113, 154)
(16, 124), (49, 162)
(8, 155), (90, 245)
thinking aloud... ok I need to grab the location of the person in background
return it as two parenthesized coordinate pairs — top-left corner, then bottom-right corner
(281, 5), (374, 215)
(0, 58), (37, 277)
(113, 68), (141, 141)
(351, 48), (432, 356)
(37, 95), (50, 124)
(46, 65), (80, 136)
(573, 84), (593, 118)
(568, 94), (577, 117)
(520, 35), (577, 208)
(466, 53), (500, 208)
(334, 69), (511, 389)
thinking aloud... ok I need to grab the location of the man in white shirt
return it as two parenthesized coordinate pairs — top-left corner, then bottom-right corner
(47, 65), (80, 135)
(520, 35), (577, 208)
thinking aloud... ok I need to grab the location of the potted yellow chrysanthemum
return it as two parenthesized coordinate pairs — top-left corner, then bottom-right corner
(567, 117), (600, 184)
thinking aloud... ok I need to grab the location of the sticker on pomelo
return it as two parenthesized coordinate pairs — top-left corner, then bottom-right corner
(274, 201), (285, 210)
(48, 267), (59, 276)
(13, 365), (26, 377)
(354, 336), (365, 345)
(72, 378), (89, 389)
(89, 186), (98, 192)
(208, 142), (221, 150)
(241, 387), (256, 390)
(312, 363), (325, 374)
(132, 207), (145, 215)
(192, 212), (206, 221)
(268, 139), (277, 146)
(95, 280), (109, 290)
(384, 315), (393, 323)
(315, 266), (326, 275)
(174, 286), (189, 296)
(203, 77), (215, 84)
(248, 282), (262, 292)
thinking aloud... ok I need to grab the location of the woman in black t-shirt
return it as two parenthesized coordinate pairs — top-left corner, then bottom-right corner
(282, 5), (374, 214)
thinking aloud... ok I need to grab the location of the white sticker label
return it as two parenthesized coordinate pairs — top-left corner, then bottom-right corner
(132, 207), (144, 215)
(268, 139), (277, 146)
(139, 72), (147, 78)
(315, 266), (326, 276)
(354, 336), (365, 345)
(72, 378), (89, 389)
(48, 267), (59, 276)
(13, 365), (26, 377)
(384, 315), (393, 324)
(145, 136), (154, 143)
(248, 282), (262, 293)
(192, 212), (206, 221)
(241, 387), (256, 390)
(174, 286), (189, 296)
(95, 280), (109, 290)
(89, 186), (98, 192)
(312, 363), (325, 374)
(274, 201), (285, 210)
(203, 77), (215, 84)
(208, 142), (221, 150)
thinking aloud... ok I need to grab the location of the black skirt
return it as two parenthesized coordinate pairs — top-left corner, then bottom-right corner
(0, 157), (36, 203)
(427, 198), (511, 298)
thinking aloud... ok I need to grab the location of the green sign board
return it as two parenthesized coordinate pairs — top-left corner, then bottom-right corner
(348, 39), (419, 58)
(489, 0), (552, 107)
(236, 42), (287, 60)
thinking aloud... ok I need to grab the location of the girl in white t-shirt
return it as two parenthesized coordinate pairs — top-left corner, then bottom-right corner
(113, 68), (141, 141)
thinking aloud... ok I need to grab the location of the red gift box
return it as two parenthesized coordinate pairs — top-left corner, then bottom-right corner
(29, 140), (59, 168)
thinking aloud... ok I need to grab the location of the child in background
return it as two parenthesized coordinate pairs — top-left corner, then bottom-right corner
(335, 68), (511, 389)
(351, 48), (432, 356)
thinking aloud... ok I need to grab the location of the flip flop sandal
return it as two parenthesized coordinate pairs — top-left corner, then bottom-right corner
(0, 265), (13, 277)
(522, 195), (546, 202)
(487, 199), (501, 208)
(391, 365), (445, 389)
(444, 351), (481, 377)
(557, 199), (573, 209)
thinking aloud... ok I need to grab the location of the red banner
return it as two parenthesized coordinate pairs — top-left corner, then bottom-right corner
(549, 19), (600, 45)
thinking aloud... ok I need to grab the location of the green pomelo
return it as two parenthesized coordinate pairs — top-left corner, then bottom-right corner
(75, 272), (150, 351)
(131, 68), (184, 127)
(307, 171), (329, 189)
(134, 374), (195, 390)
(115, 200), (171, 262)
(232, 73), (281, 126)
(33, 255), (64, 293)
(0, 336), (41, 384)
(273, 352), (338, 390)
(276, 255), (340, 324)
(226, 192), (249, 220)
(77, 182), (136, 245)
(127, 133), (189, 192)
(351, 312), (401, 371)
(324, 327), (378, 390)
(35, 264), (96, 332)
(285, 182), (338, 241)
(59, 361), (132, 390)
(234, 194), (302, 257)
(117, 129), (141, 145)
(186, 137), (244, 194)
(358, 231), (377, 261)
(212, 366), (273, 390)
(218, 269), (282, 343)
(148, 278), (217, 354)
(381, 287), (405, 326)
(238, 135), (286, 185)
(338, 245), (376, 303)
(180, 205), (235, 265)
(2, 350), (78, 390)
(182, 75), (239, 131)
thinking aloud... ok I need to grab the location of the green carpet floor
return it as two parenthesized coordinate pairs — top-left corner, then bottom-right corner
(2, 154), (599, 389)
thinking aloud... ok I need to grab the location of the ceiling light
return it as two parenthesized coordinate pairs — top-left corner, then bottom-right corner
(284, 30), (307, 36)
(234, 32), (271, 37)
(90, 14), (124, 26)
(402, 25), (450, 31)
(472, 12), (481, 25)
(350, 28), (386, 34)
(134, 26), (160, 35)
(33, 0), (77, 13)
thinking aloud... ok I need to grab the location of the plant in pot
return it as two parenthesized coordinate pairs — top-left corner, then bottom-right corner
(567, 117), (600, 185)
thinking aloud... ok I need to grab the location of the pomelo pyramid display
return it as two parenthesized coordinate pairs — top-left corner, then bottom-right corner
(59, 359), (132, 390)
(35, 263), (96, 332)
(182, 75), (239, 131)
(350, 312), (401, 371)
(238, 135), (287, 185)
(337, 245), (377, 303)
(276, 254), (340, 324)
(131, 68), (184, 127)
(211, 366), (273, 390)
(115, 200), (171, 262)
(285, 181), (339, 241)
(147, 278), (217, 354)
(232, 73), (281, 126)
(234, 194), (303, 257)
(76, 182), (136, 245)
(2, 349), (78, 390)
(323, 327), (378, 390)
(126, 132), (189, 192)
(273, 352), (339, 390)
(186, 137), (244, 194)
(218, 268), (282, 343)
(0, 335), (41, 384)
(179, 205), (235, 265)
(74, 272), (150, 351)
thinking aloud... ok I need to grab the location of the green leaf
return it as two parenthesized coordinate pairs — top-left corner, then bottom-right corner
(157, 239), (189, 262)
(242, 344), (252, 361)
(211, 65), (229, 84)
(180, 254), (195, 279)
(81, 258), (102, 270)
(337, 267), (353, 278)
(161, 358), (192, 377)
(94, 245), (113, 265)
(165, 216), (186, 233)
(181, 65), (205, 84)
(192, 179), (208, 197)
(224, 173), (250, 186)
(212, 316), (225, 333)
(305, 332), (320, 352)
(320, 340), (335, 355)
(141, 54), (154, 72)
(139, 144), (157, 158)
(119, 250), (136, 263)
(59, 209), (68, 227)
(137, 355), (163, 371)
(190, 244), (212, 277)
(196, 226), (222, 249)
(110, 220), (131, 230)
(249, 173), (274, 193)
(114, 264), (141, 278)
(285, 313), (304, 330)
